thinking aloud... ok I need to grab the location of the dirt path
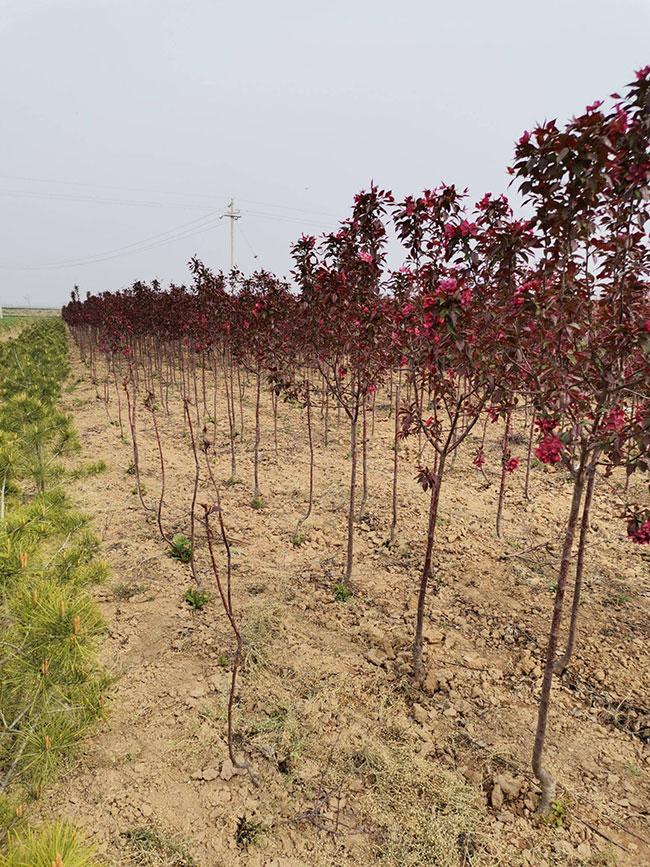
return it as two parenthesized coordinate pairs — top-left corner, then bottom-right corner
(36, 338), (649, 866)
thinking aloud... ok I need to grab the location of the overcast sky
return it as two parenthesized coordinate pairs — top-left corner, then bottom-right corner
(1, 0), (649, 308)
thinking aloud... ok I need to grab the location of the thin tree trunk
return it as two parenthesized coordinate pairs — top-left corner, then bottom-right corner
(324, 382), (329, 446)
(237, 366), (245, 441)
(112, 357), (124, 440)
(496, 411), (511, 539)
(298, 381), (314, 526)
(390, 374), (401, 545)
(554, 464), (597, 676)
(344, 414), (358, 582)
(149, 398), (172, 545)
(124, 372), (151, 513)
(272, 388), (279, 455)
(359, 400), (368, 519)
(532, 451), (587, 816)
(183, 400), (202, 590)
(202, 506), (259, 786)
(413, 454), (446, 680)
(223, 355), (237, 481)
(253, 367), (261, 502)
(524, 415), (535, 501)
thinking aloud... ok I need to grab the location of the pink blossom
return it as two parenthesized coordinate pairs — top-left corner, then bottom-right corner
(535, 435), (563, 465)
(358, 251), (373, 264)
(534, 418), (558, 435)
(628, 518), (650, 544)
(459, 220), (477, 237)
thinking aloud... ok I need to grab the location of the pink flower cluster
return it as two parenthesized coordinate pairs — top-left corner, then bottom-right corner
(534, 417), (558, 435)
(627, 518), (650, 544)
(473, 451), (485, 468)
(504, 457), (520, 473)
(535, 435), (563, 464)
(444, 221), (477, 241)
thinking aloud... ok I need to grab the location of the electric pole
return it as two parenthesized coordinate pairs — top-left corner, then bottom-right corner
(220, 199), (241, 271)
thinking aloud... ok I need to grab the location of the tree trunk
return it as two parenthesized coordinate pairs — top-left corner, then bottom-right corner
(344, 414), (357, 582)
(390, 374), (401, 545)
(413, 453), (446, 680)
(524, 415), (535, 501)
(496, 411), (511, 539)
(554, 464), (597, 676)
(359, 400), (368, 519)
(532, 451), (587, 816)
(298, 381), (314, 526)
(253, 367), (261, 502)
(223, 355), (237, 481)
(183, 400), (202, 591)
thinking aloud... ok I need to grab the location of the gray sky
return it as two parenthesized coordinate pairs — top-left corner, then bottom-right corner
(1, 0), (649, 308)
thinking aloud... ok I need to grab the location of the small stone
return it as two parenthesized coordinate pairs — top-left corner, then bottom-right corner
(422, 674), (439, 695)
(462, 767), (483, 786)
(412, 703), (428, 725)
(221, 758), (236, 781)
(202, 767), (218, 781)
(490, 784), (504, 810)
(494, 773), (522, 799)
(140, 803), (153, 818)
(365, 649), (386, 667)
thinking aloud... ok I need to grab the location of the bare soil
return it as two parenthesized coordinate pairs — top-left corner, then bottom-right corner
(36, 338), (649, 866)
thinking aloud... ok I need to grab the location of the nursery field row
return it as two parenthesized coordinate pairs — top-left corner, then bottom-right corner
(30, 332), (647, 866)
(0, 319), (108, 866)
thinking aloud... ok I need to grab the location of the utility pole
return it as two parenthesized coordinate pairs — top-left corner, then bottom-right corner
(220, 199), (241, 271)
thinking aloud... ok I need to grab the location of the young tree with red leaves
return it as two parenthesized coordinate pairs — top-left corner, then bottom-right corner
(505, 68), (650, 814)
(393, 187), (533, 679)
(292, 186), (394, 583)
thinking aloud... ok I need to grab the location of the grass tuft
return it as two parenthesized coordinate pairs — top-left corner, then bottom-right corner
(0, 823), (103, 867)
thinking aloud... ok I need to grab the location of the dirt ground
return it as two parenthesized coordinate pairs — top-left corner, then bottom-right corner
(36, 336), (649, 866)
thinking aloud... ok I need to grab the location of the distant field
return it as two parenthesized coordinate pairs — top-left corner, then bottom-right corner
(1, 307), (59, 318)
(0, 315), (28, 330)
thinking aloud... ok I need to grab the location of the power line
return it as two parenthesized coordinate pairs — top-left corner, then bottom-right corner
(0, 173), (342, 218)
(220, 199), (241, 271)
(0, 211), (224, 271)
(0, 188), (215, 211)
(0, 193), (339, 273)
(239, 225), (262, 267)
